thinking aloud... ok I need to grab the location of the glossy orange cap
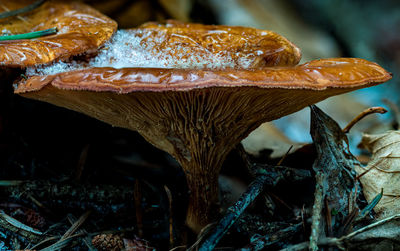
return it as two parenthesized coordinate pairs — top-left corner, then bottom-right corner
(0, 1), (117, 68)
(15, 58), (391, 94)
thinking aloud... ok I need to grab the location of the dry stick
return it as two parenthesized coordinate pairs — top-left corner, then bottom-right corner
(342, 106), (387, 133)
(26, 194), (56, 218)
(277, 145), (294, 166)
(170, 245), (186, 251)
(67, 214), (96, 251)
(39, 212), (91, 251)
(309, 171), (324, 251)
(164, 185), (175, 248)
(197, 170), (273, 251)
(29, 236), (59, 250)
(61, 211), (91, 241)
(27, 194), (46, 210)
(324, 198), (333, 237)
(0, 0), (46, 19)
(241, 223), (302, 251)
(341, 213), (400, 241)
(341, 208), (358, 235)
(40, 233), (85, 251)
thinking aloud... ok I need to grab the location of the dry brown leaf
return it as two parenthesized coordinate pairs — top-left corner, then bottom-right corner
(242, 123), (304, 158)
(356, 130), (400, 219)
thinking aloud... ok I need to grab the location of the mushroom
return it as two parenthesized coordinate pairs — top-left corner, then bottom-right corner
(13, 23), (392, 232)
(0, 1), (117, 67)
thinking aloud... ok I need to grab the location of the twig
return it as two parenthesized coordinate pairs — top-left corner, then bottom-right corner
(38, 212), (91, 251)
(280, 241), (309, 251)
(342, 213), (400, 240)
(279, 238), (338, 251)
(196, 170), (273, 251)
(236, 144), (311, 182)
(262, 165), (311, 183)
(67, 214), (96, 250)
(241, 223), (302, 250)
(342, 106), (387, 133)
(29, 236), (59, 250)
(0, 27), (57, 41)
(341, 208), (358, 235)
(169, 245), (186, 251)
(309, 172), (324, 251)
(61, 211), (91, 241)
(40, 233), (84, 251)
(164, 185), (175, 248)
(0, 0), (46, 19)
(276, 145), (294, 166)
(324, 198), (332, 237)
(0, 210), (43, 242)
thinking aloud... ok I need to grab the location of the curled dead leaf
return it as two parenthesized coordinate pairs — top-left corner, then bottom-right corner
(356, 130), (400, 219)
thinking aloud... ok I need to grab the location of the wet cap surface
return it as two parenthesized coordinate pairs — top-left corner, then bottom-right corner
(16, 58), (392, 94)
(0, 1), (117, 68)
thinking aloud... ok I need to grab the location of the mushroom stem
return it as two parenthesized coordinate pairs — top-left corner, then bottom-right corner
(183, 162), (220, 232)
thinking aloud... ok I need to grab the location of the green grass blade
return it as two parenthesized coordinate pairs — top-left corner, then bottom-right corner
(0, 27), (57, 41)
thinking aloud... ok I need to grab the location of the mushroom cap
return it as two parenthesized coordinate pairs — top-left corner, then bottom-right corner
(136, 20), (302, 68)
(16, 58), (391, 94)
(23, 22), (302, 75)
(0, 1), (117, 68)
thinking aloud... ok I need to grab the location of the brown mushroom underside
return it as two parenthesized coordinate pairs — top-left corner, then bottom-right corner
(15, 58), (391, 231)
(0, 1), (117, 67)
